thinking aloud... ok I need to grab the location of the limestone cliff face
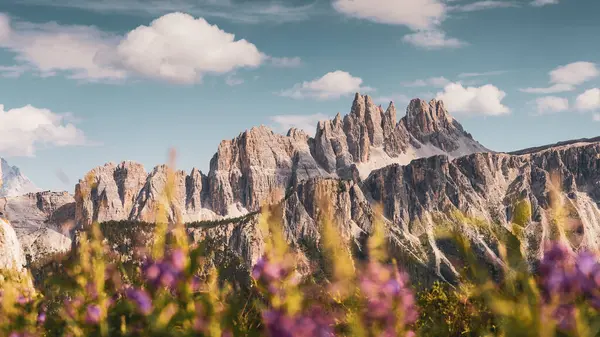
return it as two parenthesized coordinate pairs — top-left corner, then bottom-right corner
(6, 94), (600, 287)
(0, 191), (73, 264)
(71, 94), (488, 227)
(0, 218), (26, 270)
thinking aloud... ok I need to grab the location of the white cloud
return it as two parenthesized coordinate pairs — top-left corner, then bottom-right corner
(402, 30), (466, 49)
(0, 14), (126, 81)
(0, 12), (297, 84)
(112, 12), (263, 84)
(0, 104), (87, 156)
(402, 76), (450, 88)
(520, 62), (598, 94)
(435, 82), (510, 116)
(279, 71), (374, 100)
(549, 62), (599, 86)
(0, 65), (29, 78)
(374, 94), (411, 105)
(531, 0), (559, 7)
(225, 74), (244, 86)
(575, 88), (600, 111)
(457, 70), (507, 78)
(450, 1), (517, 12)
(519, 83), (575, 94)
(532, 96), (569, 115)
(332, 0), (468, 50)
(269, 113), (329, 135)
(593, 114), (600, 122)
(9, 0), (317, 24)
(269, 56), (302, 68)
(332, 0), (446, 31)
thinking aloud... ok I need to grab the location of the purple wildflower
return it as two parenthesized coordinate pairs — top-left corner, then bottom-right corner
(252, 255), (293, 295)
(126, 288), (153, 315)
(169, 249), (186, 272)
(538, 243), (600, 331)
(85, 304), (102, 324)
(262, 308), (334, 337)
(142, 250), (188, 289)
(358, 261), (418, 327)
(37, 309), (47, 325)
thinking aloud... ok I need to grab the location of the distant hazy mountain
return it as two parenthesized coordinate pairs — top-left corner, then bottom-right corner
(0, 158), (41, 198)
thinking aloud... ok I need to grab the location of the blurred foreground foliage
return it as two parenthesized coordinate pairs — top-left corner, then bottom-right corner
(2, 165), (600, 336)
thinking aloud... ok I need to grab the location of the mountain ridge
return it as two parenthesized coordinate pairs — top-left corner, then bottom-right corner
(2, 94), (600, 286)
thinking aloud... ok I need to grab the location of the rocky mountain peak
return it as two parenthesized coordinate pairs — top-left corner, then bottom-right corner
(401, 98), (487, 154)
(0, 158), (40, 198)
(404, 98), (453, 135)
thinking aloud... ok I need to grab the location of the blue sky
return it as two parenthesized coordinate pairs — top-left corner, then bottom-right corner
(0, 0), (599, 191)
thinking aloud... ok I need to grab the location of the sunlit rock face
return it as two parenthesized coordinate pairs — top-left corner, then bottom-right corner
(0, 218), (26, 271)
(72, 94), (489, 227)
(5, 94), (600, 288)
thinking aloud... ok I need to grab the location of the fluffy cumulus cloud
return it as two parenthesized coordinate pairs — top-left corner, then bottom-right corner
(550, 62), (599, 86)
(520, 62), (598, 94)
(0, 12), (296, 84)
(402, 30), (465, 49)
(575, 88), (600, 111)
(531, 0), (559, 7)
(532, 96), (569, 115)
(0, 104), (87, 156)
(269, 113), (329, 135)
(435, 82), (510, 116)
(402, 76), (450, 88)
(279, 71), (374, 100)
(111, 13), (263, 84)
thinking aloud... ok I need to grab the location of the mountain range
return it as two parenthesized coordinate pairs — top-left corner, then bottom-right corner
(1, 94), (600, 285)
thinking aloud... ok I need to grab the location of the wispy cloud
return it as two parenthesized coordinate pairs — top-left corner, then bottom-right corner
(269, 113), (329, 135)
(449, 1), (517, 12)
(402, 76), (450, 88)
(332, 0), (467, 50)
(530, 0), (559, 7)
(457, 70), (507, 78)
(225, 74), (244, 86)
(402, 30), (466, 49)
(520, 62), (599, 94)
(531, 96), (569, 115)
(519, 84), (574, 94)
(373, 94), (411, 106)
(10, 0), (320, 24)
(268, 56), (303, 68)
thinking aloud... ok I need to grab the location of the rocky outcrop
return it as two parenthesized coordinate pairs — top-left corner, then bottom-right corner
(0, 191), (74, 264)
(0, 218), (28, 270)
(208, 125), (327, 216)
(75, 161), (148, 227)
